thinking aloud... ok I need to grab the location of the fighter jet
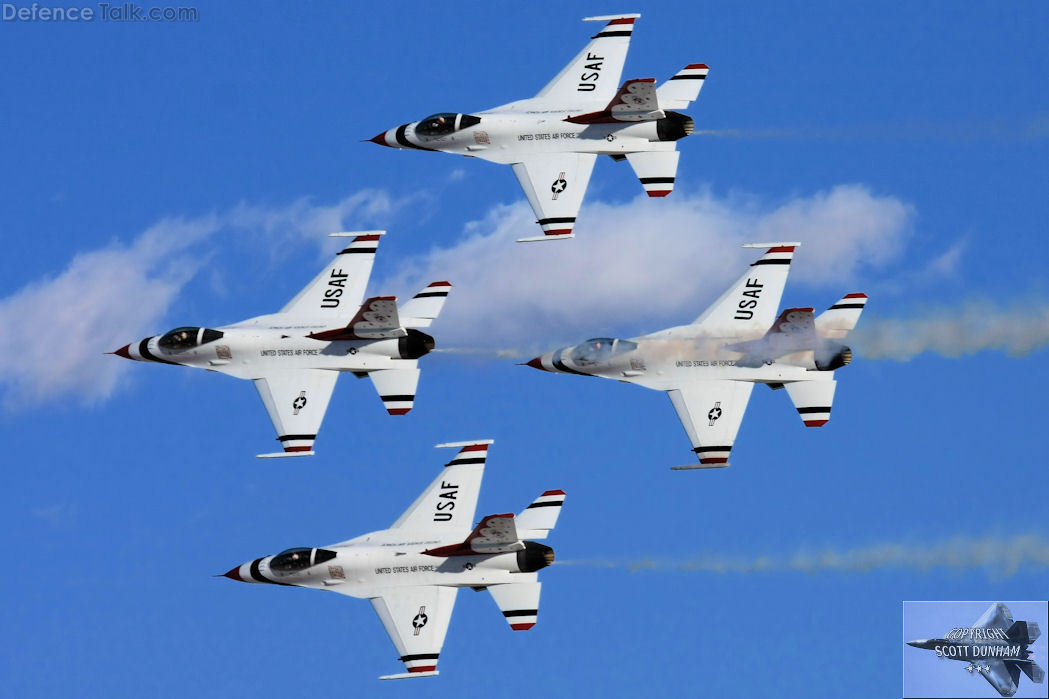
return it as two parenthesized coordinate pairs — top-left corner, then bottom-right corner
(111, 231), (450, 457)
(370, 13), (708, 242)
(907, 602), (1044, 697)
(222, 440), (565, 679)
(526, 243), (867, 469)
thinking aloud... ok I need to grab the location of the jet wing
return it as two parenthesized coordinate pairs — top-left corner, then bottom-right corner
(533, 14), (640, 108)
(667, 380), (755, 468)
(511, 153), (597, 241)
(390, 441), (492, 533)
(977, 659), (1021, 697)
(370, 585), (458, 679)
(280, 232), (383, 323)
(690, 243), (799, 335)
(253, 369), (339, 457)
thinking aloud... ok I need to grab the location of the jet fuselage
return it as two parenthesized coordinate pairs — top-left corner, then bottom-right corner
(372, 109), (688, 164)
(115, 315), (434, 380)
(528, 329), (831, 389)
(224, 528), (554, 600)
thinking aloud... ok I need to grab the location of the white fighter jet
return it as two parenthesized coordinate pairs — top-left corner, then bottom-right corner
(222, 440), (565, 679)
(111, 231), (450, 457)
(370, 13), (708, 242)
(525, 243), (868, 468)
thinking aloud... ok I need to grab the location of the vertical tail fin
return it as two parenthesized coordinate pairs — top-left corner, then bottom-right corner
(515, 490), (566, 540)
(816, 293), (868, 339)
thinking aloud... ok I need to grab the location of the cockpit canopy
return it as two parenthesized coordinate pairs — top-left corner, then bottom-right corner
(569, 337), (638, 366)
(270, 547), (337, 573)
(157, 326), (224, 350)
(416, 112), (481, 137)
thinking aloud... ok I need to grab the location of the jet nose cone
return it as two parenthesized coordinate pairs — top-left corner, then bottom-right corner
(369, 131), (390, 147)
(221, 566), (244, 582)
(523, 356), (546, 371)
(111, 344), (132, 360)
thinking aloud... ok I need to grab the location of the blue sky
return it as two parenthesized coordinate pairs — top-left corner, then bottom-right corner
(2, 2), (1048, 697)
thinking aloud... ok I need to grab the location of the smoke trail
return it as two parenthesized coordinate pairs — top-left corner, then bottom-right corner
(851, 303), (1049, 360)
(558, 534), (1049, 579)
(695, 114), (1049, 144)
(432, 347), (529, 360)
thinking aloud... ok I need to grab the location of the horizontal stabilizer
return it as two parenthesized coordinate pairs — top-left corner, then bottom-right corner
(816, 293), (868, 339)
(488, 581), (542, 631)
(626, 150), (680, 198)
(565, 78), (663, 124)
(784, 378), (836, 427)
(425, 513), (524, 557)
(256, 450), (315, 459)
(308, 296), (405, 341)
(368, 367), (420, 415)
(656, 64), (710, 110)
(516, 490), (566, 540)
(1017, 659), (1045, 684)
(399, 282), (452, 328)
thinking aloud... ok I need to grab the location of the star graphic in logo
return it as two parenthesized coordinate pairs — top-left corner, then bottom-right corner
(605, 133), (616, 142)
(707, 402), (723, 425)
(412, 606), (429, 635)
(292, 391), (307, 414)
(551, 171), (567, 199)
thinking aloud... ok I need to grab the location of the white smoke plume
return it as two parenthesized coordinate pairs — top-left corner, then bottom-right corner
(851, 303), (1049, 360)
(559, 534), (1049, 579)
(695, 113), (1049, 144)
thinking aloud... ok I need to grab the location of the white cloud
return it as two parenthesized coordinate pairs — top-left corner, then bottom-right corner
(385, 184), (914, 353)
(0, 191), (396, 408)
